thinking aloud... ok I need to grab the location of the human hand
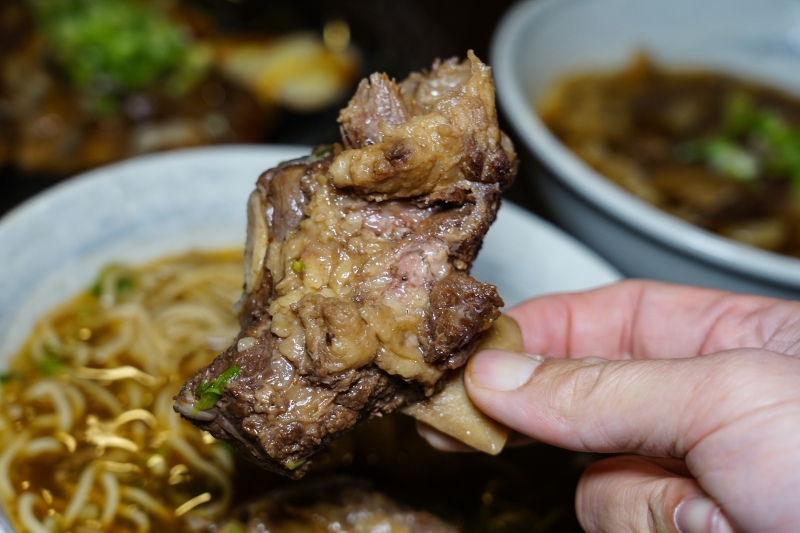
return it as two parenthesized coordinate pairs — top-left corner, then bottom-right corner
(421, 280), (800, 533)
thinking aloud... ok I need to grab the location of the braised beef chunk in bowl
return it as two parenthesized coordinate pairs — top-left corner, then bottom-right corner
(174, 51), (518, 478)
(218, 478), (459, 532)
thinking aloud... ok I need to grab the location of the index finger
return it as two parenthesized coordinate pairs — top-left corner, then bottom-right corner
(506, 279), (798, 360)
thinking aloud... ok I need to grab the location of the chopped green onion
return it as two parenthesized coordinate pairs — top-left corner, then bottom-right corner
(680, 93), (800, 192)
(285, 459), (307, 471)
(90, 265), (134, 298)
(308, 145), (335, 161)
(38, 355), (65, 377)
(30, 0), (203, 111)
(721, 92), (758, 137)
(291, 260), (305, 273)
(192, 365), (242, 414)
(90, 280), (102, 298)
(216, 441), (235, 454)
(705, 139), (759, 181)
(193, 393), (220, 413)
(116, 276), (134, 295)
(0, 372), (19, 384)
(674, 140), (704, 164)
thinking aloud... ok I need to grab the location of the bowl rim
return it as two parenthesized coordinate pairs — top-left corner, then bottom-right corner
(490, 0), (800, 288)
(0, 144), (308, 227)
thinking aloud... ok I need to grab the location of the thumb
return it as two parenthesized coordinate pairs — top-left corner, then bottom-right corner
(465, 349), (800, 533)
(463, 348), (786, 458)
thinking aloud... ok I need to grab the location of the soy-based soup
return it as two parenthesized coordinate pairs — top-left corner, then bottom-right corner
(0, 252), (243, 532)
(540, 56), (800, 257)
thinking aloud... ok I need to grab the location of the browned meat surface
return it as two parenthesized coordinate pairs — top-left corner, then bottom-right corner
(174, 51), (517, 478)
(334, 53), (517, 200)
(217, 479), (460, 532)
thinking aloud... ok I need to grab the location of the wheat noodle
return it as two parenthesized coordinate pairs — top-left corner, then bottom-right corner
(0, 252), (242, 532)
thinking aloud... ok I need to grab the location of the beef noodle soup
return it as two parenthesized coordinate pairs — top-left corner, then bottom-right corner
(0, 252), (243, 532)
(540, 56), (800, 257)
(0, 252), (588, 533)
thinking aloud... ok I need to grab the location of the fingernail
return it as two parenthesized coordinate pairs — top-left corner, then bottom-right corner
(675, 497), (735, 533)
(469, 350), (544, 391)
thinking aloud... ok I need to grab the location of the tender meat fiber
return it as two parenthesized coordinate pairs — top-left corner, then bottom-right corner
(334, 52), (516, 199)
(174, 51), (517, 477)
(217, 479), (460, 533)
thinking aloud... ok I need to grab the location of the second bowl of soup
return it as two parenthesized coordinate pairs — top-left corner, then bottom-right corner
(492, 0), (800, 298)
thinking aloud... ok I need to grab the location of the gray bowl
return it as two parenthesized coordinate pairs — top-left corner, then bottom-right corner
(492, 0), (800, 298)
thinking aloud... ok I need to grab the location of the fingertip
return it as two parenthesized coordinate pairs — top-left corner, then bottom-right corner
(577, 455), (706, 533)
(675, 497), (735, 533)
(415, 421), (477, 453)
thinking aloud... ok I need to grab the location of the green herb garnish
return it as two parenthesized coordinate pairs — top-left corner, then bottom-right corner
(308, 145), (335, 161)
(291, 260), (305, 273)
(678, 92), (800, 194)
(216, 440), (235, 454)
(116, 275), (134, 295)
(0, 372), (19, 384)
(90, 280), (102, 298)
(30, 0), (205, 111)
(192, 365), (242, 414)
(38, 353), (66, 376)
(285, 459), (307, 471)
(703, 139), (759, 181)
(90, 265), (135, 299)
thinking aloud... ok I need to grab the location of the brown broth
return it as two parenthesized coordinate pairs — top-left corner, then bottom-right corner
(539, 56), (800, 257)
(0, 251), (244, 533)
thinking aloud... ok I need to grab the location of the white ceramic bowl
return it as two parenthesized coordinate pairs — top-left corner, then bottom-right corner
(0, 145), (620, 360)
(492, 0), (800, 298)
(0, 145), (620, 531)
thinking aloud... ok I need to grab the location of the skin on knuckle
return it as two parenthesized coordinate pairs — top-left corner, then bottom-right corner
(673, 350), (780, 455)
(577, 458), (682, 533)
(645, 480), (680, 533)
(700, 351), (785, 416)
(552, 359), (627, 448)
(575, 461), (614, 533)
(714, 349), (777, 384)
(556, 358), (607, 419)
(576, 462), (644, 533)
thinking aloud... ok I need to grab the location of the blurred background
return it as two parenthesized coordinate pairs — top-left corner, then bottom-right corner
(0, 0), (526, 217)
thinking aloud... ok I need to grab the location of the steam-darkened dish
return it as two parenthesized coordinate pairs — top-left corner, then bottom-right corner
(540, 56), (800, 257)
